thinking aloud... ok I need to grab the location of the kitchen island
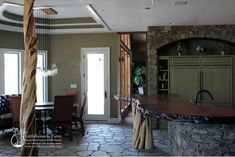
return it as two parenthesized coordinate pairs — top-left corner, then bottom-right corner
(136, 94), (235, 156)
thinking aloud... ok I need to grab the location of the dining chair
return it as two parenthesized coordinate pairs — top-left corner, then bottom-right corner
(66, 91), (78, 104)
(9, 96), (21, 129)
(66, 91), (79, 121)
(72, 94), (87, 136)
(9, 96), (43, 134)
(49, 95), (74, 141)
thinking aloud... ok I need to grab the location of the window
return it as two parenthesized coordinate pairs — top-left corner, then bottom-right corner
(4, 52), (21, 95)
(36, 52), (48, 102)
(0, 49), (48, 102)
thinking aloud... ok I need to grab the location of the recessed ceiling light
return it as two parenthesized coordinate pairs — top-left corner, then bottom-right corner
(170, 22), (176, 25)
(101, 9), (107, 12)
(174, 1), (188, 5)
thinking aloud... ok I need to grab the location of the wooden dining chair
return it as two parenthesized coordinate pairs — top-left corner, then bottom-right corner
(72, 94), (87, 135)
(66, 91), (79, 120)
(9, 96), (21, 129)
(66, 91), (78, 104)
(10, 96), (43, 134)
(50, 95), (74, 141)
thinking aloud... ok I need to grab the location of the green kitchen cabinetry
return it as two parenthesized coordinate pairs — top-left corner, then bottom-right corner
(201, 57), (232, 66)
(169, 56), (233, 106)
(170, 57), (200, 66)
(201, 66), (232, 106)
(170, 66), (200, 102)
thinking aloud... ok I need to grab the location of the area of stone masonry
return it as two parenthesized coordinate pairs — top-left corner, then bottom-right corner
(168, 121), (235, 156)
(147, 25), (235, 94)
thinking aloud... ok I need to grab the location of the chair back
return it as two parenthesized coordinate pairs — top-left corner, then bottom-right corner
(53, 95), (74, 124)
(9, 96), (21, 128)
(66, 91), (78, 105)
(79, 95), (87, 119)
(66, 91), (79, 114)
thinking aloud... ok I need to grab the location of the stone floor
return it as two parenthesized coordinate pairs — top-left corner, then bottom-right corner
(0, 124), (170, 156)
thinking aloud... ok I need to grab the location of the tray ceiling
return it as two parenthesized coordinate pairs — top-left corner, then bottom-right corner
(0, 0), (235, 34)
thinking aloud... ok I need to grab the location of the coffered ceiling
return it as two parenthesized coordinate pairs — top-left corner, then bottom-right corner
(0, 0), (234, 34)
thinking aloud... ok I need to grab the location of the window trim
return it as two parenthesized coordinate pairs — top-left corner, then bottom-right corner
(38, 50), (48, 102)
(0, 48), (48, 102)
(0, 48), (23, 95)
(4, 52), (21, 94)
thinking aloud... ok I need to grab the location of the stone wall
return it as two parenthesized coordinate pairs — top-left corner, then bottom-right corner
(147, 25), (235, 94)
(168, 121), (235, 156)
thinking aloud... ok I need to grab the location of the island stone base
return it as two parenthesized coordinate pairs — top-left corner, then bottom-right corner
(168, 121), (235, 156)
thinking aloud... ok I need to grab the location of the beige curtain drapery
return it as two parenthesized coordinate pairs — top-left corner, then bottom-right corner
(20, 0), (38, 155)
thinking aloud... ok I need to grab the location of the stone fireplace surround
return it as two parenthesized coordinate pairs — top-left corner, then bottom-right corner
(147, 25), (235, 94)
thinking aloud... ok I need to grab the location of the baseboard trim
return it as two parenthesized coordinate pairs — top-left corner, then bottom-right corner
(84, 117), (121, 124)
(108, 118), (121, 123)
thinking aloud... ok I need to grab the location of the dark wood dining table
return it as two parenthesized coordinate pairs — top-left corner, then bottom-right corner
(35, 102), (54, 134)
(35, 102), (54, 110)
(35, 102), (79, 134)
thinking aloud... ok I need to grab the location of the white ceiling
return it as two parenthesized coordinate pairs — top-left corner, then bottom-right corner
(5, 5), (90, 19)
(0, 0), (235, 34)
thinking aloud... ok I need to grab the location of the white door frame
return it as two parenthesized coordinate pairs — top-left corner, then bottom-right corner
(80, 47), (110, 121)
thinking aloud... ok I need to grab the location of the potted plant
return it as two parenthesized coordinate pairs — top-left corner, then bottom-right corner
(133, 66), (146, 94)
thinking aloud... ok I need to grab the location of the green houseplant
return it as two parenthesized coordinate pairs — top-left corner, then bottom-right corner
(133, 66), (146, 94)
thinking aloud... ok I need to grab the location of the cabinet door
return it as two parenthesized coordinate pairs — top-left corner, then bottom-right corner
(170, 57), (200, 66)
(202, 66), (232, 106)
(170, 66), (200, 102)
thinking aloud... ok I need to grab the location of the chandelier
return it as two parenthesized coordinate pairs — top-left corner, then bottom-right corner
(37, 63), (58, 76)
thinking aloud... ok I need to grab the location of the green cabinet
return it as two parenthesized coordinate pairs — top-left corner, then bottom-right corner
(170, 66), (200, 102)
(169, 56), (233, 106)
(201, 57), (232, 66)
(170, 57), (200, 66)
(202, 66), (232, 106)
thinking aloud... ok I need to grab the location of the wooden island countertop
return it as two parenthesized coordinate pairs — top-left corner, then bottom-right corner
(136, 94), (235, 124)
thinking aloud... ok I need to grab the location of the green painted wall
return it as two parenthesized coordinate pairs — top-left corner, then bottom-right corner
(0, 30), (51, 50)
(0, 30), (24, 49)
(49, 33), (120, 118)
(0, 30), (120, 118)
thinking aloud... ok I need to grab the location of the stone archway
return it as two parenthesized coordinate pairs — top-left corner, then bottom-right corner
(147, 25), (235, 94)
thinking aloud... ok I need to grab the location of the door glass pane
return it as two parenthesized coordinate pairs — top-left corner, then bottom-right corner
(87, 54), (104, 115)
(36, 54), (44, 102)
(4, 53), (19, 94)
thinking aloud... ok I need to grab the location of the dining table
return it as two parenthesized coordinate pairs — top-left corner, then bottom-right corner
(35, 102), (79, 135)
(35, 102), (54, 135)
(35, 102), (54, 110)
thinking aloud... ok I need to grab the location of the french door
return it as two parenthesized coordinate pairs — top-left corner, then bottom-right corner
(81, 47), (110, 121)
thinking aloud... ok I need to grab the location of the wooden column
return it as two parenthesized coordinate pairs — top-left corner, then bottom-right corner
(20, 0), (38, 155)
(114, 95), (154, 149)
(132, 102), (154, 149)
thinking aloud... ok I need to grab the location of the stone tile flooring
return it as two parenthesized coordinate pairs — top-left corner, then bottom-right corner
(0, 124), (170, 156)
